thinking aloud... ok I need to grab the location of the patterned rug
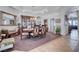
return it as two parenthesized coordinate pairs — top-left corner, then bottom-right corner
(13, 32), (58, 51)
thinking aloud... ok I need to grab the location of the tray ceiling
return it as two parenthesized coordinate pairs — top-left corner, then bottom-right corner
(9, 6), (79, 16)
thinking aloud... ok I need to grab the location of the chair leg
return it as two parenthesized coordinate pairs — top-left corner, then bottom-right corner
(20, 34), (22, 40)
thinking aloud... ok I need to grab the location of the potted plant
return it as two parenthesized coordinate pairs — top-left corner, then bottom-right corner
(55, 26), (61, 35)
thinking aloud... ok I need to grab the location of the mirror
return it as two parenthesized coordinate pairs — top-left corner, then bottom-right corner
(0, 11), (16, 26)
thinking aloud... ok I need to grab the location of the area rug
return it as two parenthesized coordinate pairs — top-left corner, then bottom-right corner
(13, 32), (58, 51)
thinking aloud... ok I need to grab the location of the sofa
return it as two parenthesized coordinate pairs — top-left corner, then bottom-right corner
(0, 38), (15, 51)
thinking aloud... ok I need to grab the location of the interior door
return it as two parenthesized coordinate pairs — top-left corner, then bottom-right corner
(50, 19), (54, 32)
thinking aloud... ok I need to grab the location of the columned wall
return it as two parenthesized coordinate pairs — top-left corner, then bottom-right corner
(60, 12), (69, 35)
(76, 11), (79, 32)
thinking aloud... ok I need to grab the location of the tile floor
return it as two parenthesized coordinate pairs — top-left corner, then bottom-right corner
(67, 29), (79, 51)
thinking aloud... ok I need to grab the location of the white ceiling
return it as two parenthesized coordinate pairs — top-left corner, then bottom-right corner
(9, 6), (71, 14)
(10, 6), (76, 15)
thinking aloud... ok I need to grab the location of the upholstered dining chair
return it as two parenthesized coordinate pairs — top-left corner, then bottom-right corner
(41, 25), (46, 37)
(20, 28), (29, 40)
(38, 27), (42, 36)
(31, 26), (39, 37)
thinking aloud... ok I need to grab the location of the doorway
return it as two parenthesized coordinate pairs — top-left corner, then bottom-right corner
(68, 17), (79, 50)
(50, 19), (55, 32)
(68, 17), (78, 34)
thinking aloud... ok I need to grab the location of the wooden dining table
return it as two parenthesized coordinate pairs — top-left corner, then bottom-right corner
(22, 28), (34, 38)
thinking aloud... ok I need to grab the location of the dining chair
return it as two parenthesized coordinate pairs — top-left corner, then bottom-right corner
(41, 25), (46, 37)
(20, 28), (29, 40)
(31, 27), (39, 37)
(38, 27), (42, 36)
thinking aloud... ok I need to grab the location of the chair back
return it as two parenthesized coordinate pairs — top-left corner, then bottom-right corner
(41, 25), (46, 35)
(33, 27), (39, 36)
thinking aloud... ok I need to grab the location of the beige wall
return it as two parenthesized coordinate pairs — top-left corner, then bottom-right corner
(0, 11), (3, 25)
(0, 26), (18, 32)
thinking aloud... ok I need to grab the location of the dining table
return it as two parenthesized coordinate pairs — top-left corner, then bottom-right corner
(22, 28), (34, 38)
